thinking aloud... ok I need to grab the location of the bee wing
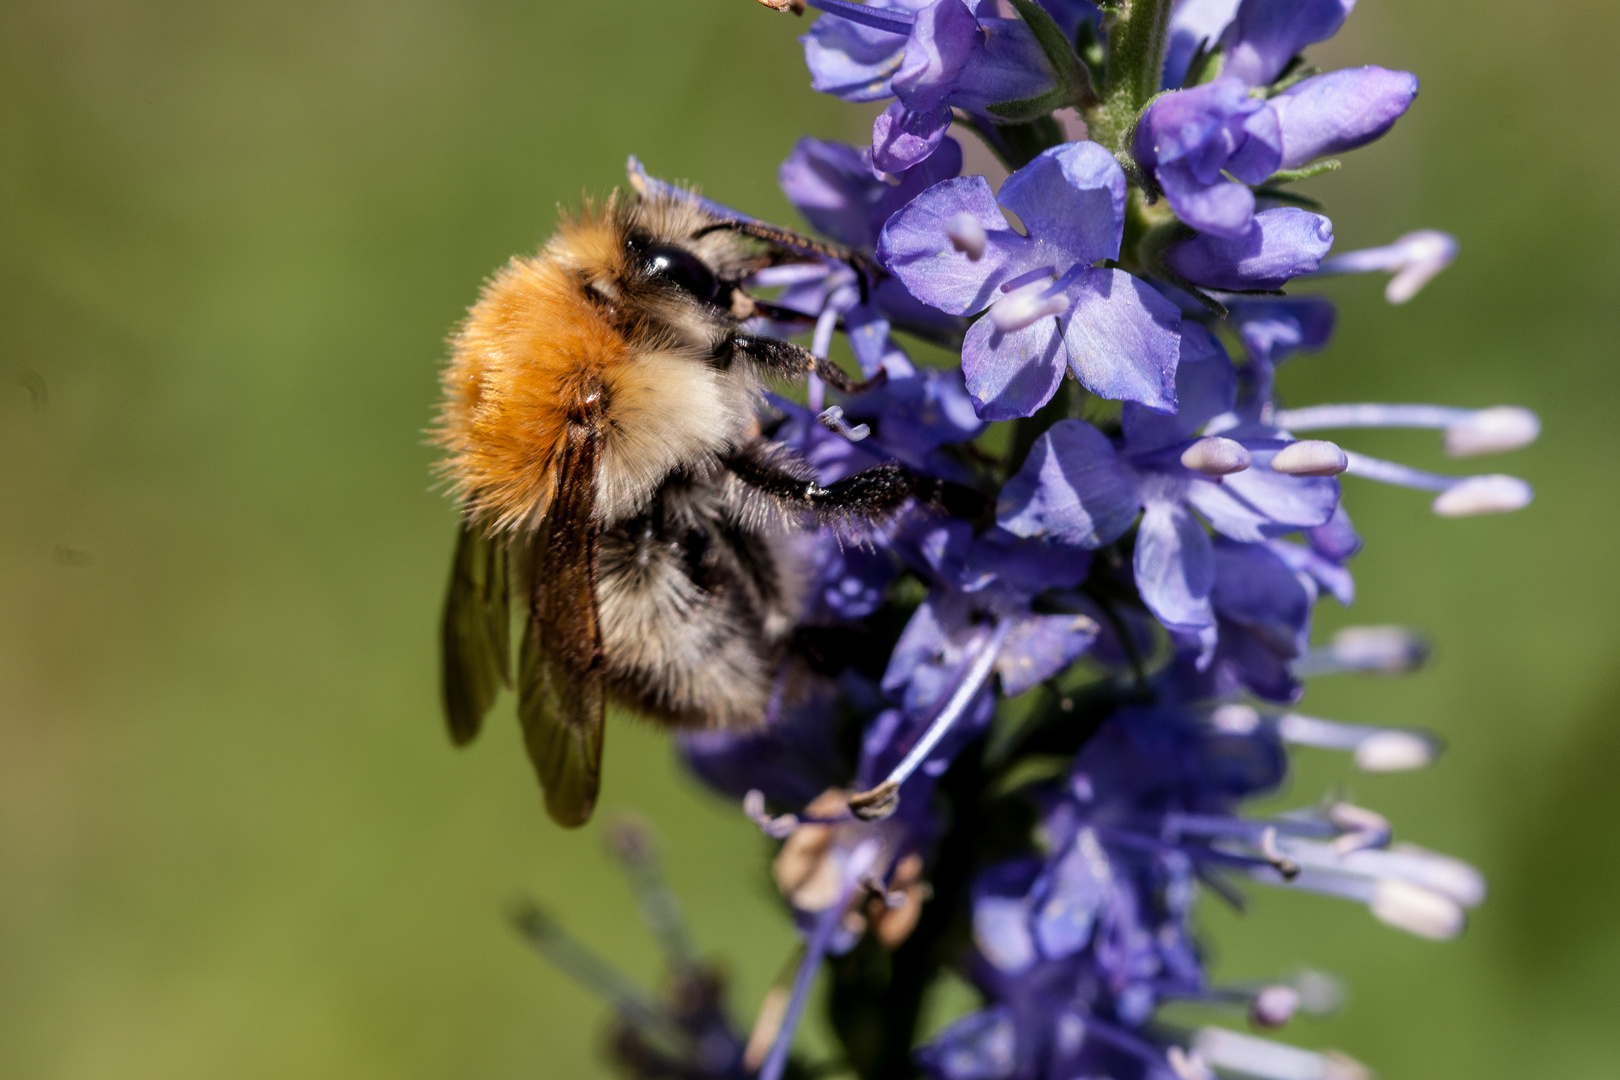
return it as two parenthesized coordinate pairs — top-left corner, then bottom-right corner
(440, 519), (512, 745)
(518, 422), (606, 828)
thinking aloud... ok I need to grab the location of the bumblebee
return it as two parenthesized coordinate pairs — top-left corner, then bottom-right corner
(434, 179), (976, 827)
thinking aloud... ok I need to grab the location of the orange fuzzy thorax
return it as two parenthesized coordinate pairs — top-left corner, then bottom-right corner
(435, 206), (753, 534)
(436, 227), (632, 532)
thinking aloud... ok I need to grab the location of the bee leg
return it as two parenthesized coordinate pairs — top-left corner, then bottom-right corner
(723, 445), (989, 522)
(728, 333), (888, 395)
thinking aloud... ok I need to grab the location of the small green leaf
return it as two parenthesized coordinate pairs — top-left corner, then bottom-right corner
(1265, 159), (1342, 184)
(1008, 0), (1097, 106)
(988, 87), (1072, 123)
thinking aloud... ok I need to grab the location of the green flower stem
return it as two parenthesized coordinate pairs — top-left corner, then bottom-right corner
(1087, 0), (1176, 150)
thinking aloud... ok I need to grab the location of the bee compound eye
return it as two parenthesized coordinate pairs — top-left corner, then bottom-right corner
(642, 245), (719, 303)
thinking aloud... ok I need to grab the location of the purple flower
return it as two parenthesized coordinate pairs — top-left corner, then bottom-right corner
(780, 134), (965, 249)
(766, 137), (968, 376)
(995, 328), (1341, 657)
(1165, 206), (1334, 290)
(1163, 0), (1243, 89)
(1271, 65), (1419, 168)
(801, 0), (1055, 171)
(1132, 76), (1282, 238)
(1219, 0), (1356, 87)
(878, 141), (1184, 418)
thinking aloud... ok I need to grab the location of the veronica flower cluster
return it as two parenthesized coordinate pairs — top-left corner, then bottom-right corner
(529, 3), (1535, 1078)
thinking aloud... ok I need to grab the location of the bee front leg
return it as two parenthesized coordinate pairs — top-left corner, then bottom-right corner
(723, 443), (989, 522)
(727, 333), (888, 396)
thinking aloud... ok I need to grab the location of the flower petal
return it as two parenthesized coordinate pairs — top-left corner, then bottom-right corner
(962, 313), (1067, 420)
(996, 614), (1099, 696)
(1272, 66), (1418, 168)
(1165, 207), (1334, 291)
(877, 175), (1033, 315)
(997, 141), (1126, 265)
(997, 419), (1141, 547)
(1061, 268), (1183, 410)
(1134, 497), (1216, 632)
(872, 101), (955, 173)
(1220, 0), (1355, 87)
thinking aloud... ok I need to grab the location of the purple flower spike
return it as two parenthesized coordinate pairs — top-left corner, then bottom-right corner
(1133, 76), (1283, 239)
(1220, 0), (1357, 87)
(1272, 66), (1419, 168)
(879, 142), (1183, 417)
(1166, 207), (1334, 291)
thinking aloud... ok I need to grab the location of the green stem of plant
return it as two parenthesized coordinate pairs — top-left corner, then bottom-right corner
(1088, 0), (1176, 150)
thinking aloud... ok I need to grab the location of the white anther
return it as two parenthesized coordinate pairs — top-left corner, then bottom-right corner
(1269, 439), (1349, 476)
(1330, 625), (1428, 673)
(947, 213), (988, 261)
(817, 405), (870, 442)
(1431, 474), (1533, 517)
(1383, 230), (1458, 304)
(1354, 730), (1436, 772)
(1249, 985), (1301, 1028)
(988, 284), (1069, 333)
(1210, 703), (1261, 734)
(1370, 879), (1466, 940)
(1444, 406), (1540, 457)
(1329, 802), (1391, 854)
(1167, 1045), (1215, 1080)
(1194, 1028), (1340, 1080)
(1181, 436), (1252, 476)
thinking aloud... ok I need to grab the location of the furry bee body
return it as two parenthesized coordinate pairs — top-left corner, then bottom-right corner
(435, 185), (969, 826)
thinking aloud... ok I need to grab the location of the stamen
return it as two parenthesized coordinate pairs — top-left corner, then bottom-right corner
(848, 620), (1012, 820)
(1292, 625), (1429, 676)
(1443, 406), (1541, 457)
(1269, 439), (1348, 476)
(745, 789), (801, 839)
(1272, 403), (1540, 457)
(1328, 802), (1392, 854)
(998, 266), (1058, 293)
(1369, 880), (1465, 940)
(1249, 985), (1301, 1028)
(947, 212), (988, 260)
(1431, 474), (1534, 516)
(1181, 436), (1252, 476)
(607, 816), (700, 968)
(1193, 1028), (1368, 1080)
(989, 282), (1070, 333)
(1167, 1045), (1215, 1080)
(1354, 730), (1438, 772)
(757, 839), (882, 1080)
(1259, 827), (1300, 880)
(1210, 703), (1261, 734)
(801, 0), (915, 35)
(1314, 229), (1457, 304)
(1341, 450), (1533, 515)
(817, 405), (870, 442)
(1276, 712), (1440, 771)
(509, 900), (687, 1059)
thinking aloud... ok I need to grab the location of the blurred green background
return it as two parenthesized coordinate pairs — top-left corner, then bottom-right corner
(0, 1), (1614, 1077)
